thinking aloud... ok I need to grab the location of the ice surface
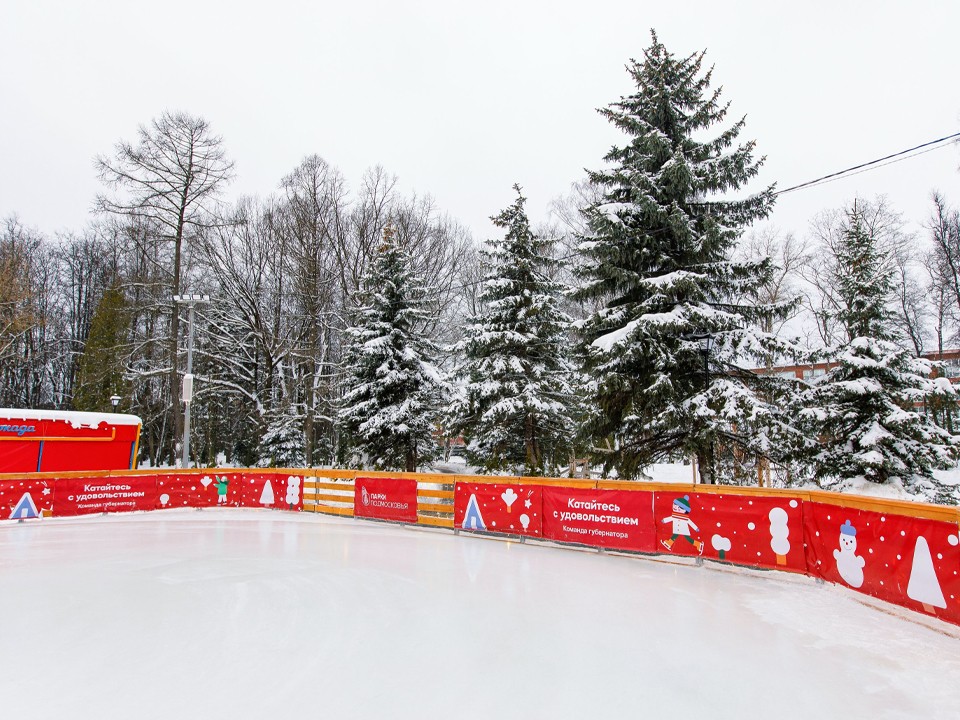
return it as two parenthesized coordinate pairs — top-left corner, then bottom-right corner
(1, 510), (959, 719)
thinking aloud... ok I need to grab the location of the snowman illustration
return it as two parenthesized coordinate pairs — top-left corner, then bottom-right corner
(661, 495), (704, 555)
(832, 520), (865, 588)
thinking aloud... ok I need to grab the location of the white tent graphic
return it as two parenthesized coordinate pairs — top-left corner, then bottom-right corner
(462, 494), (486, 531)
(10, 492), (40, 520)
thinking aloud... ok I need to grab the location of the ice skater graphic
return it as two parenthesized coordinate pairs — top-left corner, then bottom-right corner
(215, 476), (229, 505)
(661, 495), (703, 554)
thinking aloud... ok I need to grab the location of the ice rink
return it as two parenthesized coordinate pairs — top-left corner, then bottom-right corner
(2, 510), (958, 719)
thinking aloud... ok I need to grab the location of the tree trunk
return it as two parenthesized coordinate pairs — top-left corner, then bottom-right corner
(697, 448), (715, 484)
(525, 415), (541, 474)
(405, 440), (417, 473)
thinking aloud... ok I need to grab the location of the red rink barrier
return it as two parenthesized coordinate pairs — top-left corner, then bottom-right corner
(542, 487), (656, 553)
(654, 491), (806, 572)
(354, 476), (417, 523)
(156, 472), (236, 509)
(154, 471), (305, 511)
(804, 502), (960, 625)
(454, 482), (543, 536)
(0, 478), (56, 520)
(238, 472), (304, 511)
(53, 475), (158, 516)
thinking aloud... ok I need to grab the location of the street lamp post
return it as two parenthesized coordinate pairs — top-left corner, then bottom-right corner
(695, 333), (714, 379)
(173, 294), (210, 468)
(110, 395), (121, 410)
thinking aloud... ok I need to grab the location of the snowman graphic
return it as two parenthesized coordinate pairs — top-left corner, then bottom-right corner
(832, 519), (865, 588)
(660, 495), (704, 555)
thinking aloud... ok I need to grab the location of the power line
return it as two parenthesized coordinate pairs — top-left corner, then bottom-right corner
(783, 143), (949, 192)
(774, 131), (960, 196)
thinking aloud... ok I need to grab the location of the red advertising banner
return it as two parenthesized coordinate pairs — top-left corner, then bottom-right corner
(653, 491), (806, 572)
(238, 472), (304, 511)
(354, 476), (417, 523)
(0, 478), (56, 521)
(454, 482), (543, 536)
(804, 502), (960, 624)
(542, 487), (656, 552)
(155, 472), (232, 509)
(53, 475), (158, 516)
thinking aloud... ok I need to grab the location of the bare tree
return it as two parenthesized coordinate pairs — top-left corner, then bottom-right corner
(891, 241), (929, 356)
(548, 178), (602, 240)
(196, 197), (296, 464)
(0, 216), (38, 363)
(735, 225), (807, 338)
(928, 193), (960, 335)
(278, 155), (348, 464)
(96, 111), (234, 463)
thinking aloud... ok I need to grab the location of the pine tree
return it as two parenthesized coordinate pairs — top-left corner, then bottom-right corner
(338, 228), (445, 472)
(258, 410), (306, 468)
(575, 30), (791, 481)
(449, 186), (576, 475)
(792, 202), (959, 502)
(73, 283), (129, 412)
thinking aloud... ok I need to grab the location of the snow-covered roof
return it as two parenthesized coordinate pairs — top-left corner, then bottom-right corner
(0, 408), (142, 428)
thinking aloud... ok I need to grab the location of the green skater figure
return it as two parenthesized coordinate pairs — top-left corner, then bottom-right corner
(215, 475), (229, 505)
(660, 495), (704, 554)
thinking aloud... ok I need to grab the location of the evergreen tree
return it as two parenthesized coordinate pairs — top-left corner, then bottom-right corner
(258, 409), (306, 468)
(449, 186), (576, 475)
(73, 283), (129, 412)
(792, 202), (958, 502)
(574, 30), (793, 482)
(338, 229), (445, 472)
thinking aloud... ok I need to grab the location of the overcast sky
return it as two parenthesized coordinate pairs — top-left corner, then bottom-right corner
(2, 0), (958, 245)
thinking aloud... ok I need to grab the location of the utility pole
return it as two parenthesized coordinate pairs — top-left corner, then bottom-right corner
(173, 294), (209, 468)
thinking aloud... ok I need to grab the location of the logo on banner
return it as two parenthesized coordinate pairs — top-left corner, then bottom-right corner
(463, 494), (486, 530)
(355, 477), (417, 523)
(360, 486), (404, 510)
(10, 492), (40, 520)
(0, 424), (36, 436)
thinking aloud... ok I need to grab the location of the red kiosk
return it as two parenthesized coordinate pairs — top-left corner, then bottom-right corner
(0, 409), (141, 473)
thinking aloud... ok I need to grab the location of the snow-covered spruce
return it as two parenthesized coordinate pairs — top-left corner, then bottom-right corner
(448, 185), (578, 475)
(573, 30), (797, 482)
(789, 202), (959, 503)
(338, 229), (446, 472)
(258, 410), (306, 468)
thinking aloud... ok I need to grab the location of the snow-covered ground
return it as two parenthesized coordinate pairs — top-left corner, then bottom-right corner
(3, 510), (957, 719)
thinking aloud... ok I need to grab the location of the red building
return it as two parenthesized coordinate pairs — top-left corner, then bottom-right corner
(757, 349), (960, 383)
(0, 409), (141, 474)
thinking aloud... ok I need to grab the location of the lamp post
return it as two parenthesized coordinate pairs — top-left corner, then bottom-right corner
(173, 294), (209, 468)
(694, 333), (714, 378)
(110, 395), (121, 410)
